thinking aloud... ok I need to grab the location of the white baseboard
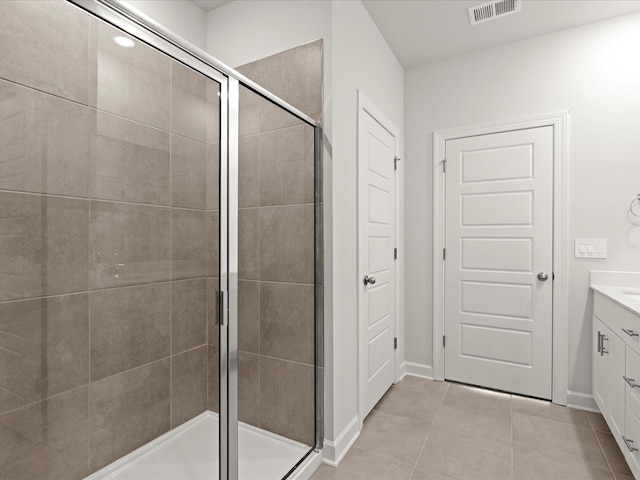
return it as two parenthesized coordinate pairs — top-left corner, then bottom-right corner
(322, 416), (359, 467)
(567, 390), (599, 412)
(399, 362), (433, 380)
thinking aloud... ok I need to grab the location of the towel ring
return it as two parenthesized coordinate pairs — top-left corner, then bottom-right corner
(630, 193), (640, 218)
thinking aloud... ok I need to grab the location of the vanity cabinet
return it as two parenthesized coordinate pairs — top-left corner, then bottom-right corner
(593, 290), (640, 478)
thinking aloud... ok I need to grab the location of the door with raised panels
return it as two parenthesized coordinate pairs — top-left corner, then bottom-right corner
(444, 126), (553, 399)
(359, 106), (396, 418)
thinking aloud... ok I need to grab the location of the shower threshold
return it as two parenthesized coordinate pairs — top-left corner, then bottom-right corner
(86, 411), (311, 480)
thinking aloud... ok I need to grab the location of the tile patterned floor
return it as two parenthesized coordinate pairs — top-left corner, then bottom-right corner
(311, 376), (635, 480)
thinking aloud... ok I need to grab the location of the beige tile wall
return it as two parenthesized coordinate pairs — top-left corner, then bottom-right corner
(0, 2), (219, 478)
(0, 1), (321, 476)
(228, 40), (323, 446)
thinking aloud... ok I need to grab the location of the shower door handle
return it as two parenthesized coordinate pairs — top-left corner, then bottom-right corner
(219, 290), (227, 327)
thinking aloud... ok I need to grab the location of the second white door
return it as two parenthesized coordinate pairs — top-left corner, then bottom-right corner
(444, 126), (553, 399)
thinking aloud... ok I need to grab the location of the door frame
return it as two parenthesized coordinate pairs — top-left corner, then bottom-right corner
(432, 112), (569, 405)
(357, 90), (403, 430)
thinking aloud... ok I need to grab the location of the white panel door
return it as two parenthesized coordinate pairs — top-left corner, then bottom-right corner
(444, 126), (553, 399)
(359, 107), (396, 418)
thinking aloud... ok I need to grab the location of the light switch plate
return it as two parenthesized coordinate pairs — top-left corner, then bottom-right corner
(575, 238), (607, 258)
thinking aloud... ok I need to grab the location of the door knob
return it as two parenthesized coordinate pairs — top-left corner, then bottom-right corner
(537, 272), (549, 281)
(363, 275), (376, 286)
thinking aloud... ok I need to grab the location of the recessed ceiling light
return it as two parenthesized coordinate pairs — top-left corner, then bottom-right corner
(113, 36), (135, 48)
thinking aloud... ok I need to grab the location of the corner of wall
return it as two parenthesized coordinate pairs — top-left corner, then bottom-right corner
(321, 416), (359, 467)
(566, 391), (599, 412)
(400, 362), (434, 380)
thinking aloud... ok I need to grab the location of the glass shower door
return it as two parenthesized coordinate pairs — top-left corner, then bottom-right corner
(85, 13), (227, 480)
(0, 1), (227, 478)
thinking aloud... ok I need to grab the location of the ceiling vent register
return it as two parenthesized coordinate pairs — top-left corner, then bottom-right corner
(469, 0), (521, 25)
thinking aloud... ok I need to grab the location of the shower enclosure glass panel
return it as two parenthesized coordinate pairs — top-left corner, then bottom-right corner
(235, 86), (317, 479)
(0, 1), (223, 478)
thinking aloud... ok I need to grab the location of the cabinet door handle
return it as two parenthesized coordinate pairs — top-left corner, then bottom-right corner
(623, 436), (639, 452)
(597, 331), (602, 353)
(623, 328), (640, 337)
(624, 376), (639, 388)
(601, 335), (609, 356)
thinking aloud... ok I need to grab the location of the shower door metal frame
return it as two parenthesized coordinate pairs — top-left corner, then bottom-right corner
(67, 2), (324, 478)
(221, 77), (240, 480)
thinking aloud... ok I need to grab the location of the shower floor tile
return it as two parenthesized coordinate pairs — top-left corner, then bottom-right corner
(312, 377), (625, 480)
(86, 412), (310, 480)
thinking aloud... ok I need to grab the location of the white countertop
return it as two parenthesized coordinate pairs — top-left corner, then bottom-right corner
(591, 271), (640, 316)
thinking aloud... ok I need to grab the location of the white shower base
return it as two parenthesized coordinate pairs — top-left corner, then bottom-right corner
(86, 412), (317, 480)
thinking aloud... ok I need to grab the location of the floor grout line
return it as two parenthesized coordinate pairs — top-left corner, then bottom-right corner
(407, 381), (450, 479)
(363, 381), (454, 478)
(593, 430), (616, 477)
(408, 432), (430, 479)
(429, 381), (450, 428)
(590, 419), (621, 479)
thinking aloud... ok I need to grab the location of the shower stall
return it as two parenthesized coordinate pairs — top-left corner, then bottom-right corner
(0, 1), (323, 479)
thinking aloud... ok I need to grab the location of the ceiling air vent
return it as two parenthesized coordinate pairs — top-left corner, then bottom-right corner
(469, 0), (521, 25)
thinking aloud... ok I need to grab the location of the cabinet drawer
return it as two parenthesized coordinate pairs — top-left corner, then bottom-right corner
(595, 291), (640, 353)
(624, 404), (640, 476)
(627, 346), (640, 420)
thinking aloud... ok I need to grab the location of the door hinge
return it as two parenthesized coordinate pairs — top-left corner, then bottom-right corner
(443, 335), (446, 347)
(394, 337), (398, 350)
(443, 248), (446, 260)
(394, 156), (401, 171)
(394, 247), (398, 260)
(441, 158), (447, 173)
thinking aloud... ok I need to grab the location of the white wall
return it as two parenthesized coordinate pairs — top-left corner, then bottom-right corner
(404, 12), (640, 397)
(330, 0), (404, 437)
(121, 0), (207, 49)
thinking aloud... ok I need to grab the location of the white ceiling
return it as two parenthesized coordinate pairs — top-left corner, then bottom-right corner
(362, 0), (640, 67)
(192, 0), (640, 67)
(193, 0), (232, 12)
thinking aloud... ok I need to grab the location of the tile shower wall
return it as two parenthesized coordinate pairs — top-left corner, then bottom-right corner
(0, 2), (219, 478)
(227, 40), (322, 446)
